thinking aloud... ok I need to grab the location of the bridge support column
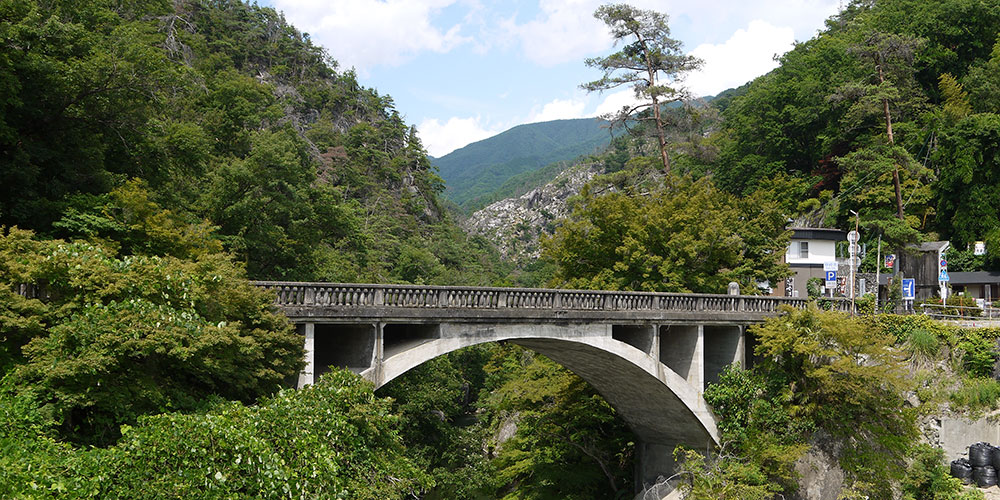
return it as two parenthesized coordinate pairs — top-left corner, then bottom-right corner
(297, 322), (315, 388)
(704, 325), (744, 386)
(373, 322), (384, 384)
(612, 324), (657, 357)
(659, 325), (704, 392)
(635, 440), (680, 494)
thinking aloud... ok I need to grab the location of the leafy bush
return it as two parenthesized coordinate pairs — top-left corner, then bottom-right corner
(703, 366), (809, 491)
(906, 328), (941, 360)
(855, 293), (877, 316)
(673, 446), (781, 500)
(751, 305), (917, 499)
(957, 329), (1000, 377)
(865, 314), (955, 344)
(901, 444), (983, 500)
(807, 277), (823, 298)
(0, 228), (303, 445)
(949, 377), (1000, 413)
(103, 369), (428, 499)
(0, 370), (429, 499)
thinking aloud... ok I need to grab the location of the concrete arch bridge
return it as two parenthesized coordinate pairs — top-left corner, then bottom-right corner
(256, 281), (845, 490)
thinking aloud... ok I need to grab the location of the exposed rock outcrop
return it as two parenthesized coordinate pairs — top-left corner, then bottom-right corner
(463, 162), (603, 262)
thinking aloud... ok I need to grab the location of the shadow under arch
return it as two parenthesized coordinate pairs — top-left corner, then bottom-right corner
(360, 324), (719, 450)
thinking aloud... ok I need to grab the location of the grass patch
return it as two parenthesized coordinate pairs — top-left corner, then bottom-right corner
(950, 377), (1000, 413)
(907, 328), (941, 360)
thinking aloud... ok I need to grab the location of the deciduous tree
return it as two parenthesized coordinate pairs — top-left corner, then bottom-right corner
(542, 175), (790, 293)
(0, 227), (303, 445)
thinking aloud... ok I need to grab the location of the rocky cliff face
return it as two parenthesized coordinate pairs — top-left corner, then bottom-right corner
(463, 162), (603, 262)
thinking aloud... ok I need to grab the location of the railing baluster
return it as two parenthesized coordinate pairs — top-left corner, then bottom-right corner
(252, 281), (852, 318)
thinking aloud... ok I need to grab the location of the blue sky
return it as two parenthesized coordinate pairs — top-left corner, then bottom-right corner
(257, 0), (843, 157)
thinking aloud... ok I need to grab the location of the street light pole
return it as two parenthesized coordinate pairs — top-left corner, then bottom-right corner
(849, 210), (860, 315)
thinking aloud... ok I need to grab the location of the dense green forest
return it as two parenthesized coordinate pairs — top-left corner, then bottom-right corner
(536, 0), (1000, 288)
(660, 0), (999, 268)
(4, 0), (1000, 498)
(0, 0), (502, 285)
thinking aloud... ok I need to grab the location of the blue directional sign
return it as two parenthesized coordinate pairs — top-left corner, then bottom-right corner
(902, 278), (915, 300)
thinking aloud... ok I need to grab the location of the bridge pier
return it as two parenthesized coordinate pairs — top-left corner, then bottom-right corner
(660, 325), (704, 391)
(296, 322), (315, 387)
(704, 325), (744, 386)
(296, 322), (379, 388)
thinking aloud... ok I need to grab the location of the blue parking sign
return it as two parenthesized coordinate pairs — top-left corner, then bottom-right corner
(825, 270), (837, 282)
(902, 278), (915, 300)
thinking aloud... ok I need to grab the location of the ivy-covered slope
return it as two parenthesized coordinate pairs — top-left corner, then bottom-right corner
(0, 0), (502, 284)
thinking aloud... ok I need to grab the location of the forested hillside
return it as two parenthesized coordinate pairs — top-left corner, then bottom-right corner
(432, 118), (612, 210)
(0, 1), (641, 498)
(511, 0), (1000, 291)
(0, 0), (501, 286)
(704, 0), (1000, 262)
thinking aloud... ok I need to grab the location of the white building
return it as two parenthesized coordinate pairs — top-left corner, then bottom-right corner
(782, 228), (845, 298)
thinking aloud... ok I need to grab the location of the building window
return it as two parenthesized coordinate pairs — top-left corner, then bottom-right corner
(799, 241), (809, 259)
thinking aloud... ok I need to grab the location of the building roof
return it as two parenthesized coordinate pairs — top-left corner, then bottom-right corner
(789, 227), (846, 241)
(878, 271), (1000, 285)
(912, 241), (950, 252)
(947, 272), (1000, 284)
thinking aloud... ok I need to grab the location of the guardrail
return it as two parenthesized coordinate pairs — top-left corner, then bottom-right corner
(253, 281), (851, 314)
(920, 303), (1000, 321)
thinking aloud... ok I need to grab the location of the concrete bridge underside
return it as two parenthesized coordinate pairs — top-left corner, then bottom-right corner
(296, 319), (745, 488)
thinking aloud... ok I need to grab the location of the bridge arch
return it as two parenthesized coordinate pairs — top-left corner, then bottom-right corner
(362, 322), (719, 450)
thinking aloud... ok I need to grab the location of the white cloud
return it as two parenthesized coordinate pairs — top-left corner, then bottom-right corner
(272, 0), (469, 71)
(417, 116), (503, 157)
(665, 0), (841, 43)
(684, 20), (795, 97)
(592, 89), (644, 117)
(528, 98), (588, 123)
(503, 0), (611, 66)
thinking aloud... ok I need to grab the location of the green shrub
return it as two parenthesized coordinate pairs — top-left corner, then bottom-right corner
(0, 369), (430, 499)
(673, 446), (782, 500)
(901, 444), (982, 500)
(807, 277), (823, 298)
(1, 228), (305, 446)
(957, 329), (1000, 377)
(751, 305), (917, 499)
(865, 314), (955, 344)
(703, 366), (809, 492)
(949, 377), (1000, 413)
(856, 293), (877, 316)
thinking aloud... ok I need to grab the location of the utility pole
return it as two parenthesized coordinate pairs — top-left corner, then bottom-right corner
(848, 210), (860, 315)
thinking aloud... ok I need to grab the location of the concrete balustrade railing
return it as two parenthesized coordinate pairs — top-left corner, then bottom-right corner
(254, 281), (845, 314)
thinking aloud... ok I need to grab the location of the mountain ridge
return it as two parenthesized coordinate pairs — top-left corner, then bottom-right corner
(431, 117), (612, 210)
